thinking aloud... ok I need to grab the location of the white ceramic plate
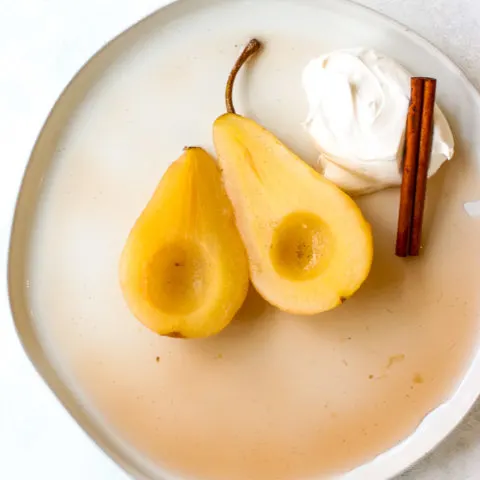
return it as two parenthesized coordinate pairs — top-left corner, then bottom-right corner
(8, 0), (480, 479)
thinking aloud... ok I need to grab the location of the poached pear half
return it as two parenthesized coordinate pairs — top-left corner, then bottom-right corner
(213, 40), (373, 314)
(120, 147), (249, 338)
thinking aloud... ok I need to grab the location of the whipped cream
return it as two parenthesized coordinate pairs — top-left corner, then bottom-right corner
(302, 48), (454, 195)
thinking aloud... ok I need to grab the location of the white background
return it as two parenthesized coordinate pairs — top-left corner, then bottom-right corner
(1, 1), (480, 479)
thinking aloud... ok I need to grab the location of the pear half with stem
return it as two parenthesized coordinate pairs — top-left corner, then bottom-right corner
(120, 147), (249, 338)
(213, 40), (373, 315)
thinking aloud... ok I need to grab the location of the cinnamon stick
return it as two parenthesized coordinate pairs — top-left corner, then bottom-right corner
(409, 78), (437, 256)
(395, 78), (424, 257)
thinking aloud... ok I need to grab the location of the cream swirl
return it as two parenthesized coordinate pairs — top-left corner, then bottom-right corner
(302, 48), (454, 195)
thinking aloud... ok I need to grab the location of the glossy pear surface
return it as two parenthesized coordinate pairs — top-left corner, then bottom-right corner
(120, 147), (249, 337)
(213, 114), (373, 314)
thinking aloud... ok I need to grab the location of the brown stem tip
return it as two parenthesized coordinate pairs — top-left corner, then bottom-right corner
(225, 39), (262, 114)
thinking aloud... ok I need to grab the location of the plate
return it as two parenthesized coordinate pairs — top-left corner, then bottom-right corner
(7, 0), (480, 479)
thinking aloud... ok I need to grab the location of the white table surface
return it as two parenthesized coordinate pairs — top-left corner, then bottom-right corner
(1, 1), (480, 479)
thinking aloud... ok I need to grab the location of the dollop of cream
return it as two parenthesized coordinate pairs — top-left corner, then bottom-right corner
(302, 48), (454, 195)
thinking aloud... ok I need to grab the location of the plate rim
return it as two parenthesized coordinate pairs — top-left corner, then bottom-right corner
(6, 0), (480, 479)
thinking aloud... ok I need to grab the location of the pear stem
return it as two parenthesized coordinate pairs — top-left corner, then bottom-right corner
(225, 39), (262, 114)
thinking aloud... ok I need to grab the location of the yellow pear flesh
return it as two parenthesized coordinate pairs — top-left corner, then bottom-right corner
(120, 147), (249, 338)
(213, 114), (373, 314)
